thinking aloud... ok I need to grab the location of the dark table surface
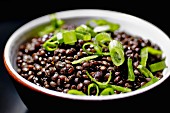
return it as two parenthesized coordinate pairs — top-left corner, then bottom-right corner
(1, 1), (170, 113)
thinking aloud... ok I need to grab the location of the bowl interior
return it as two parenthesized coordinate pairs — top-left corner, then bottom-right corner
(5, 9), (170, 100)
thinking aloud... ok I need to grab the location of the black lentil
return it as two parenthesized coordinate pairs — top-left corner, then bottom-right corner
(16, 30), (164, 95)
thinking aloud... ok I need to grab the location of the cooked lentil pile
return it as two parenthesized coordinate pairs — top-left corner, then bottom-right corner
(16, 14), (166, 96)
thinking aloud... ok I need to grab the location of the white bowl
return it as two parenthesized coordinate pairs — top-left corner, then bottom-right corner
(3, 9), (170, 111)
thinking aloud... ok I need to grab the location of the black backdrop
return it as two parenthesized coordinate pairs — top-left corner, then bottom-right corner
(0, 0), (170, 113)
(1, 0), (170, 36)
(1, 0), (170, 33)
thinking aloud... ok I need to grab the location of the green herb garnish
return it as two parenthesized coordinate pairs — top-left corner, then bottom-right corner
(127, 58), (135, 81)
(63, 30), (77, 45)
(86, 19), (120, 32)
(149, 60), (167, 72)
(88, 83), (99, 96)
(137, 65), (154, 78)
(94, 32), (111, 47)
(67, 89), (86, 95)
(140, 77), (159, 89)
(109, 40), (125, 66)
(82, 42), (103, 55)
(86, 71), (131, 93)
(72, 55), (98, 64)
(43, 35), (59, 51)
(140, 46), (163, 67)
(100, 88), (114, 96)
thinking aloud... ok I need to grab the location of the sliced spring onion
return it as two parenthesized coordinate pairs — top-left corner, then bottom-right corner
(72, 55), (98, 64)
(76, 32), (91, 41)
(94, 32), (111, 47)
(82, 42), (102, 55)
(93, 25), (110, 33)
(109, 40), (123, 50)
(86, 19), (120, 32)
(109, 40), (125, 66)
(76, 32), (84, 40)
(149, 60), (167, 72)
(102, 52), (110, 56)
(109, 48), (125, 66)
(140, 47), (148, 67)
(67, 89), (86, 95)
(86, 19), (108, 27)
(105, 71), (112, 85)
(63, 30), (77, 45)
(146, 47), (163, 55)
(43, 35), (59, 51)
(82, 42), (93, 54)
(83, 33), (91, 41)
(86, 71), (112, 89)
(88, 83), (99, 96)
(76, 24), (89, 33)
(100, 88), (114, 96)
(127, 58), (135, 81)
(109, 23), (120, 32)
(94, 44), (103, 55)
(76, 24), (96, 37)
(43, 44), (58, 51)
(137, 65), (154, 78)
(95, 32), (111, 41)
(86, 71), (131, 92)
(56, 32), (63, 43)
(140, 46), (163, 67)
(140, 77), (159, 89)
(110, 85), (132, 92)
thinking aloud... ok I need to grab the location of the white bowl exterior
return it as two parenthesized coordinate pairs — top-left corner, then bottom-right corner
(4, 9), (170, 100)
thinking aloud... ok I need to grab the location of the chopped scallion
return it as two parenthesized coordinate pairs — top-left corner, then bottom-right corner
(82, 42), (102, 55)
(76, 32), (91, 41)
(94, 32), (111, 47)
(43, 35), (59, 51)
(109, 40), (125, 66)
(109, 40), (123, 50)
(140, 46), (163, 67)
(140, 77), (159, 89)
(72, 55), (98, 64)
(76, 24), (95, 37)
(127, 58), (135, 81)
(63, 30), (77, 45)
(93, 25), (110, 33)
(146, 47), (162, 55)
(88, 83), (99, 96)
(100, 88), (114, 96)
(110, 85), (132, 92)
(149, 60), (167, 72)
(86, 71), (112, 89)
(140, 47), (148, 67)
(137, 65), (154, 78)
(67, 89), (86, 95)
(86, 19), (120, 32)
(56, 32), (63, 43)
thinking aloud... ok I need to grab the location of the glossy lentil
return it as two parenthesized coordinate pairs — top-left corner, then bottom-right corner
(16, 27), (164, 95)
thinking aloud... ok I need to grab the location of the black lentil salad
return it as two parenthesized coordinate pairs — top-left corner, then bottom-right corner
(16, 14), (167, 96)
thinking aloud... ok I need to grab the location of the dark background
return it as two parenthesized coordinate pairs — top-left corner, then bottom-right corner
(0, 0), (170, 113)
